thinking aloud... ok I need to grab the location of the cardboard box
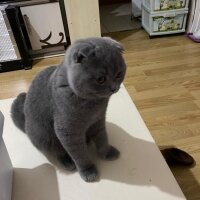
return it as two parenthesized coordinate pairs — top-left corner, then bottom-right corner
(0, 111), (13, 200)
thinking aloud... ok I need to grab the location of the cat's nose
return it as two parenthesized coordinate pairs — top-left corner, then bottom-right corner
(110, 86), (118, 93)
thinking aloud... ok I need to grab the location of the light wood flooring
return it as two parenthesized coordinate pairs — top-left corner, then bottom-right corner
(0, 29), (200, 200)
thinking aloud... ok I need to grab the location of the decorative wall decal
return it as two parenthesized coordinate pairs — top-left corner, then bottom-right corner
(20, 2), (67, 50)
(40, 31), (65, 48)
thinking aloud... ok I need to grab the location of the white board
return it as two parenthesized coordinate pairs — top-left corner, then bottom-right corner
(0, 85), (186, 200)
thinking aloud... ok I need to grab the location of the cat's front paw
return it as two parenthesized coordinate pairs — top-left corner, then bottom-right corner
(59, 154), (76, 171)
(99, 146), (120, 161)
(79, 164), (98, 182)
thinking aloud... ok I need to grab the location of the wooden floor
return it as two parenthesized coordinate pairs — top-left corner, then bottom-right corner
(1, 29), (200, 200)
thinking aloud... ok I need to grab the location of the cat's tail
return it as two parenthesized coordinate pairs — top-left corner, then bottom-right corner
(11, 92), (26, 132)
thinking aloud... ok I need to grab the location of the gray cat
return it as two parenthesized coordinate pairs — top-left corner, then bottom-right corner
(11, 37), (126, 182)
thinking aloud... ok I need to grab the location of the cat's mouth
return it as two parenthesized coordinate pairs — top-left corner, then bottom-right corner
(94, 90), (118, 98)
(75, 88), (119, 100)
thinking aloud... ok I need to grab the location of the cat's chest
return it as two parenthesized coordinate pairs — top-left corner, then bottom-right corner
(80, 99), (107, 117)
(55, 89), (108, 124)
(72, 98), (108, 124)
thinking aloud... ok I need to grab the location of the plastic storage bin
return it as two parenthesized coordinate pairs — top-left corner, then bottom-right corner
(142, 0), (189, 12)
(142, 7), (188, 36)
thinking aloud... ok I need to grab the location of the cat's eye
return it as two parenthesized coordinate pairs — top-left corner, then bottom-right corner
(97, 76), (106, 84)
(116, 72), (122, 79)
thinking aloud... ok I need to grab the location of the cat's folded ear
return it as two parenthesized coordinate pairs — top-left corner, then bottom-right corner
(103, 37), (124, 53)
(73, 44), (96, 63)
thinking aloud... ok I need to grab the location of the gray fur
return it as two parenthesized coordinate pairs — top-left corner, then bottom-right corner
(11, 92), (26, 132)
(11, 37), (126, 182)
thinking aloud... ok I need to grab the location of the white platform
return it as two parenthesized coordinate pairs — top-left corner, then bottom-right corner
(0, 86), (186, 200)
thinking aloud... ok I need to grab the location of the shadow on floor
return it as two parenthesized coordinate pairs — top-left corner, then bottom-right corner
(12, 163), (60, 200)
(11, 122), (200, 200)
(96, 122), (200, 199)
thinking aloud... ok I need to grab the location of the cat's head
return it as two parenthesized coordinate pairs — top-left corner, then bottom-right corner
(63, 37), (126, 99)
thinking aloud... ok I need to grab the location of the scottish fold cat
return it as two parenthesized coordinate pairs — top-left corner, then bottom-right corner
(11, 37), (126, 182)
